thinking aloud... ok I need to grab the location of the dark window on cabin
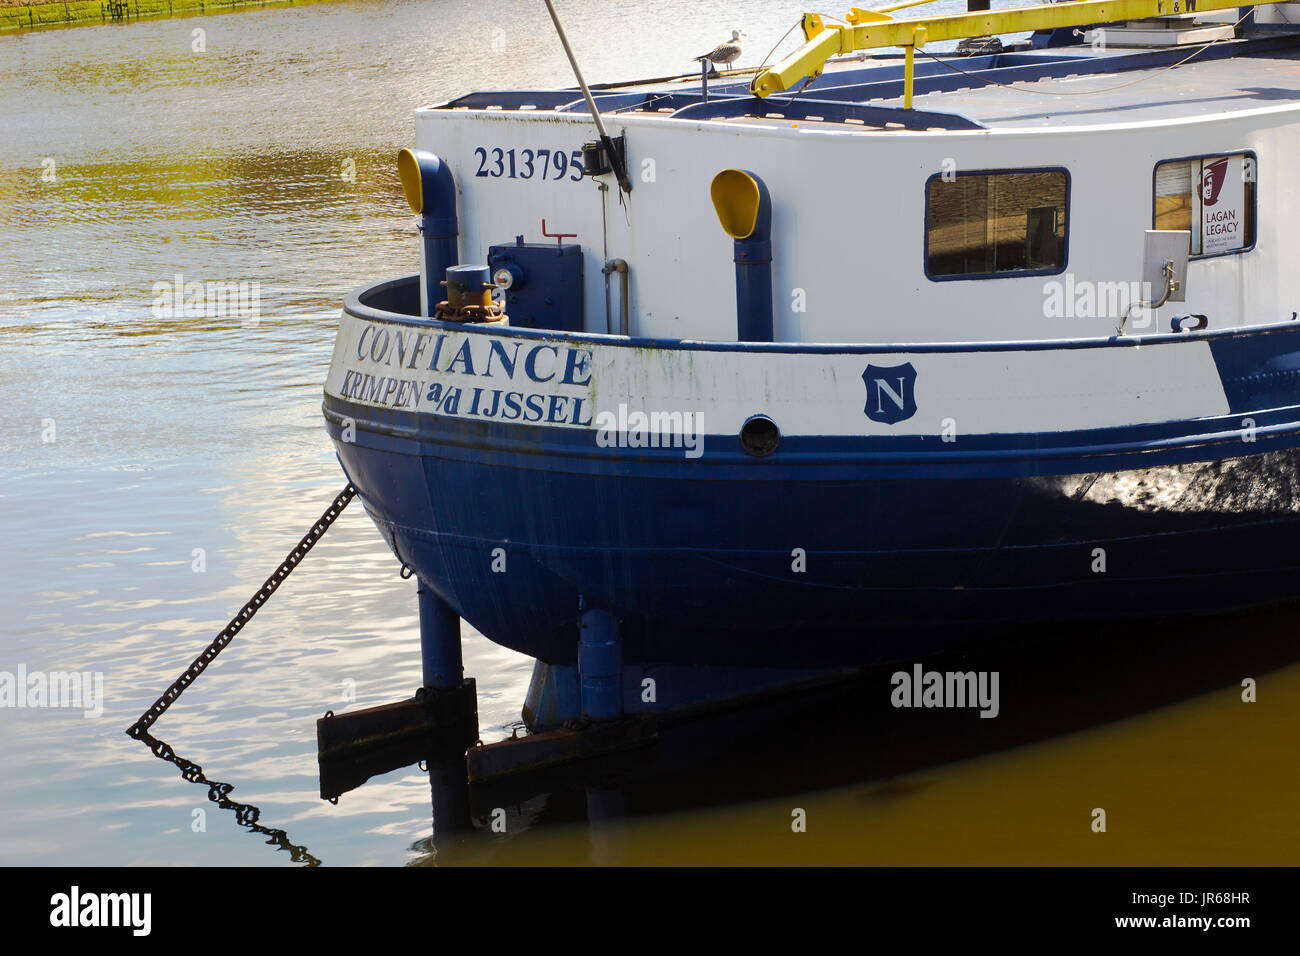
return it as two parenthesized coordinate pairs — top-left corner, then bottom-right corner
(926, 170), (1068, 278)
(1154, 154), (1256, 257)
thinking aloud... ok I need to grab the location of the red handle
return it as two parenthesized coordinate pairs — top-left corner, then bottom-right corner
(541, 219), (577, 246)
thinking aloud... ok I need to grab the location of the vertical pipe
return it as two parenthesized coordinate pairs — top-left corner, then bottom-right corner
(711, 169), (774, 343)
(397, 149), (459, 317)
(578, 602), (622, 720)
(420, 230), (459, 318)
(619, 262), (630, 336)
(904, 45), (915, 109)
(734, 236), (773, 342)
(418, 581), (463, 690)
(603, 259), (630, 335)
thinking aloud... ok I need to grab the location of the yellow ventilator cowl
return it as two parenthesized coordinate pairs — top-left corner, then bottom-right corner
(711, 169), (767, 240)
(397, 148), (425, 214)
(710, 169), (773, 342)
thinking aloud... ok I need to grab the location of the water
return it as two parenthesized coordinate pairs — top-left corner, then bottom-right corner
(2, 0), (1298, 866)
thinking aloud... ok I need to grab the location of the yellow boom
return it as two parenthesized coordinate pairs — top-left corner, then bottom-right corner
(751, 0), (1278, 104)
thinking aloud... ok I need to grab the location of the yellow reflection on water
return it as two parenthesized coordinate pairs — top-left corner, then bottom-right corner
(443, 661), (1300, 866)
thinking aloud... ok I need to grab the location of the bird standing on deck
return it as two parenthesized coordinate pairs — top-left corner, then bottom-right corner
(694, 29), (746, 73)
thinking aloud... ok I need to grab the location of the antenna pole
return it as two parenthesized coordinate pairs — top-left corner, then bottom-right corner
(542, 0), (633, 194)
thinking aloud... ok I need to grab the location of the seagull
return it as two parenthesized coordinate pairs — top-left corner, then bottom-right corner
(694, 29), (746, 73)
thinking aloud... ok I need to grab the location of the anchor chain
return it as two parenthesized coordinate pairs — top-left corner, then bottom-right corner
(126, 483), (357, 738)
(135, 728), (321, 866)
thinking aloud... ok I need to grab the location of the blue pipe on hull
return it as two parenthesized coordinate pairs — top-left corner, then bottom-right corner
(710, 169), (774, 342)
(417, 581), (463, 690)
(578, 602), (622, 720)
(735, 232), (774, 343)
(397, 149), (459, 318)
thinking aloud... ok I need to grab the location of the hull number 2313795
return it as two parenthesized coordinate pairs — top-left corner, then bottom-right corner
(474, 146), (584, 181)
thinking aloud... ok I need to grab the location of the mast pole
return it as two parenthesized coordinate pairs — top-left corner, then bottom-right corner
(542, 0), (634, 194)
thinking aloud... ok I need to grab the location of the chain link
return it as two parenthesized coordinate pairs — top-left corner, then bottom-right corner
(135, 728), (321, 866)
(126, 483), (357, 738)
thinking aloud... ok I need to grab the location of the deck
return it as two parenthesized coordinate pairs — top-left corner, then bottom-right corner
(436, 30), (1300, 133)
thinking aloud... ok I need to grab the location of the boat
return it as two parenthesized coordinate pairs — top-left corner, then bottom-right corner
(322, 1), (1300, 734)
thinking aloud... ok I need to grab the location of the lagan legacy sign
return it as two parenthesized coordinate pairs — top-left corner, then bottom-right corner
(1201, 154), (1248, 255)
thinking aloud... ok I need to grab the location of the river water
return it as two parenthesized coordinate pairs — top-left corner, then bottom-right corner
(2, 0), (1298, 866)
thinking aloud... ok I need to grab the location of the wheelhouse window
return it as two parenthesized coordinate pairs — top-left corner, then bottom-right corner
(926, 169), (1068, 279)
(1154, 153), (1256, 257)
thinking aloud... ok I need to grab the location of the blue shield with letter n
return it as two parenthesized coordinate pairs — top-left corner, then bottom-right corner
(862, 362), (918, 425)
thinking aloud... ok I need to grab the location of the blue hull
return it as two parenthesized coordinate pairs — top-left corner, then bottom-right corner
(325, 399), (1300, 669)
(323, 278), (1300, 723)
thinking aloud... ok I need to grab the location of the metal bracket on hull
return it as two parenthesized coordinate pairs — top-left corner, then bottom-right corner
(317, 590), (653, 795)
(466, 716), (659, 785)
(316, 680), (479, 770)
(318, 576), (479, 793)
(1118, 229), (1190, 335)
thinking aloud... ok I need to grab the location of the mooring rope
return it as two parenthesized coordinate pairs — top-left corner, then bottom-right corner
(125, 482), (357, 738)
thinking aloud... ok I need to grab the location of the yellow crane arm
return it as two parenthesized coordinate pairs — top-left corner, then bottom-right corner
(751, 0), (1278, 98)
